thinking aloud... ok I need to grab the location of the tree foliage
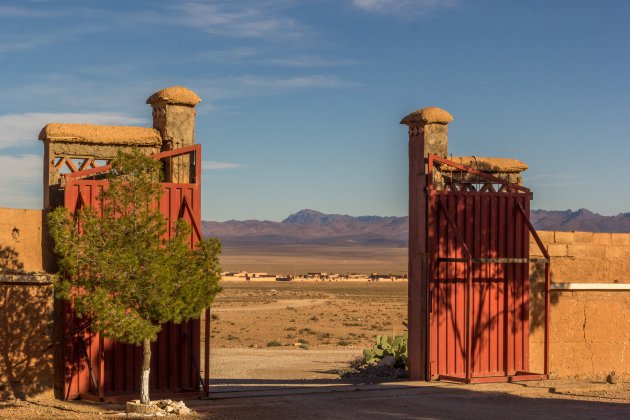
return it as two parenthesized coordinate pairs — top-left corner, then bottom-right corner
(48, 150), (222, 345)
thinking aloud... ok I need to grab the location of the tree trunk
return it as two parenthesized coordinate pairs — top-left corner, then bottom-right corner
(140, 338), (151, 405)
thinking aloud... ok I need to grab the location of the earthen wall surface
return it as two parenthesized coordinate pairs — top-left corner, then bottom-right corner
(1, 208), (55, 397)
(0, 208), (55, 274)
(0, 279), (54, 399)
(529, 231), (630, 379)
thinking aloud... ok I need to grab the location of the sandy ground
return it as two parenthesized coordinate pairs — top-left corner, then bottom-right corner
(209, 281), (407, 351)
(209, 348), (359, 384)
(220, 244), (407, 275)
(3, 280), (630, 418)
(3, 379), (630, 419)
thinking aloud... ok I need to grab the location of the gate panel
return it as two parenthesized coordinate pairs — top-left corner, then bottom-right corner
(61, 145), (204, 399)
(428, 154), (536, 381)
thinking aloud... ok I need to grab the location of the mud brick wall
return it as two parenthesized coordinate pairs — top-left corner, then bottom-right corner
(0, 277), (54, 399)
(1, 208), (55, 398)
(0, 208), (55, 274)
(529, 231), (630, 379)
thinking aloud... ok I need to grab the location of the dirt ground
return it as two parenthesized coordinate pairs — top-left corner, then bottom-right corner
(3, 379), (630, 419)
(210, 280), (408, 352)
(220, 244), (407, 275)
(3, 280), (630, 418)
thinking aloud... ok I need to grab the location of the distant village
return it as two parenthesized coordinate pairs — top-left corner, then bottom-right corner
(221, 271), (408, 282)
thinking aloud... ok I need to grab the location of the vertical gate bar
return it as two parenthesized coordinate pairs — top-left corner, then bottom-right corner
(441, 196), (447, 375)
(205, 308), (211, 396)
(507, 195), (514, 372)
(466, 192), (474, 376)
(446, 194), (454, 373)
(466, 255), (472, 382)
(544, 262), (550, 377)
(514, 195), (524, 371)
(520, 196), (529, 372)
(488, 196), (501, 372)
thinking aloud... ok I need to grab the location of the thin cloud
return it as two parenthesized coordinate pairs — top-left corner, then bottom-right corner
(352, 0), (460, 17)
(238, 75), (359, 89)
(195, 47), (260, 62)
(195, 49), (355, 67)
(195, 74), (359, 103)
(0, 26), (106, 53)
(202, 161), (241, 170)
(0, 6), (47, 17)
(0, 154), (42, 209)
(0, 113), (146, 149)
(265, 56), (357, 67)
(164, 1), (302, 38)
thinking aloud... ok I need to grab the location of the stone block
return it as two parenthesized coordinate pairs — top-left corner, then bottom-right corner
(606, 246), (630, 259)
(536, 230), (555, 244)
(573, 231), (594, 243)
(585, 244), (607, 259)
(567, 244), (588, 258)
(548, 244), (567, 257)
(611, 233), (630, 245)
(554, 231), (575, 244)
(593, 233), (612, 245)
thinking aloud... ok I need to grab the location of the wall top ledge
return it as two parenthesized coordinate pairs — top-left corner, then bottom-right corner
(400, 106), (453, 125)
(38, 124), (161, 146)
(146, 86), (202, 107)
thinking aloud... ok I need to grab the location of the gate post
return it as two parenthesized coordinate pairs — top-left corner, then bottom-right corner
(400, 107), (452, 380)
(147, 86), (201, 183)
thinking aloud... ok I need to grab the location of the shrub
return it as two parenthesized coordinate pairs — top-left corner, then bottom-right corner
(363, 332), (408, 368)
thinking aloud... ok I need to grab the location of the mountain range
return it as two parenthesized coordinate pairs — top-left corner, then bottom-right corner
(202, 208), (630, 246)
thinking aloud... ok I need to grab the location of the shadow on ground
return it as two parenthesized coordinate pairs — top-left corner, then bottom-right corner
(194, 382), (630, 420)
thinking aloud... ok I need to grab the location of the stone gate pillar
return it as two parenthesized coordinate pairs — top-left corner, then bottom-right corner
(146, 86), (202, 183)
(400, 107), (452, 381)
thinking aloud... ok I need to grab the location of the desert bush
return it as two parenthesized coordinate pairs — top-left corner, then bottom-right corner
(363, 332), (408, 368)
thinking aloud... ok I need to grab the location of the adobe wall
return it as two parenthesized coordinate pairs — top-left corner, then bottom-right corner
(0, 208), (55, 398)
(529, 231), (630, 380)
(0, 277), (54, 399)
(0, 208), (55, 274)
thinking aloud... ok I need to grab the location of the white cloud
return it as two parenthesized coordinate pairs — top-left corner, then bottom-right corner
(195, 48), (356, 67)
(352, 0), (459, 16)
(0, 113), (146, 149)
(0, 6), (46, 17)
(237, 75), (359, 89)
(164, 1), (301, 38)
(265, 56), (357, 67)
(0, 26), (106, 53)
(202, 161), (241, 170)
(0, 154), (42, 209)
(195, 47), (260, 62)
(194, 74), (359, 104)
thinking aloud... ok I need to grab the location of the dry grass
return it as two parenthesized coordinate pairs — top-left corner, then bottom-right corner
(210, 281), (407, 351)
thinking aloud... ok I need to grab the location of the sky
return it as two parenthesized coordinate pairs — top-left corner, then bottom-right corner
(0, 0), (629, 221)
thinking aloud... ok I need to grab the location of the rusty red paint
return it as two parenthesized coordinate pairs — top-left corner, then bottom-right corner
(426, 154), (548, 383)
(61, 145), (207, 400)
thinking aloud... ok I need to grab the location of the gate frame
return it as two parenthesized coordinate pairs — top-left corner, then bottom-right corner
(60, 144), (212, 400)
(426, 154), (550, 383)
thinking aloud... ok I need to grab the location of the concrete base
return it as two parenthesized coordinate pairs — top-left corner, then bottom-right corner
(125, 400), (161, 415)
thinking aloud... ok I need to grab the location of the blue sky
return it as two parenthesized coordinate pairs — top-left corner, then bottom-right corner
(1, 0), (629, 221)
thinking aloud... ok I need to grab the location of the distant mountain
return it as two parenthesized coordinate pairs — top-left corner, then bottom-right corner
(202, 209), (408, 246)
(202, 208), (630, 246)
(530, 209), (630, 233)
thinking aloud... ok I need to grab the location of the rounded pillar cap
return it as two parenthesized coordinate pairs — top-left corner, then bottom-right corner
(146, 86), (202, 107)
(400, 107), (453, 125)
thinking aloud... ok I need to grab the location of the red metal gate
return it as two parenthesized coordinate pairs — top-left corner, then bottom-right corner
(427, 154), (550, 383)
(60, 145), (209, 400)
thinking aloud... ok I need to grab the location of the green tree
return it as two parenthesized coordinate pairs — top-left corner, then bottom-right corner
(48, 150), (221, 405)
